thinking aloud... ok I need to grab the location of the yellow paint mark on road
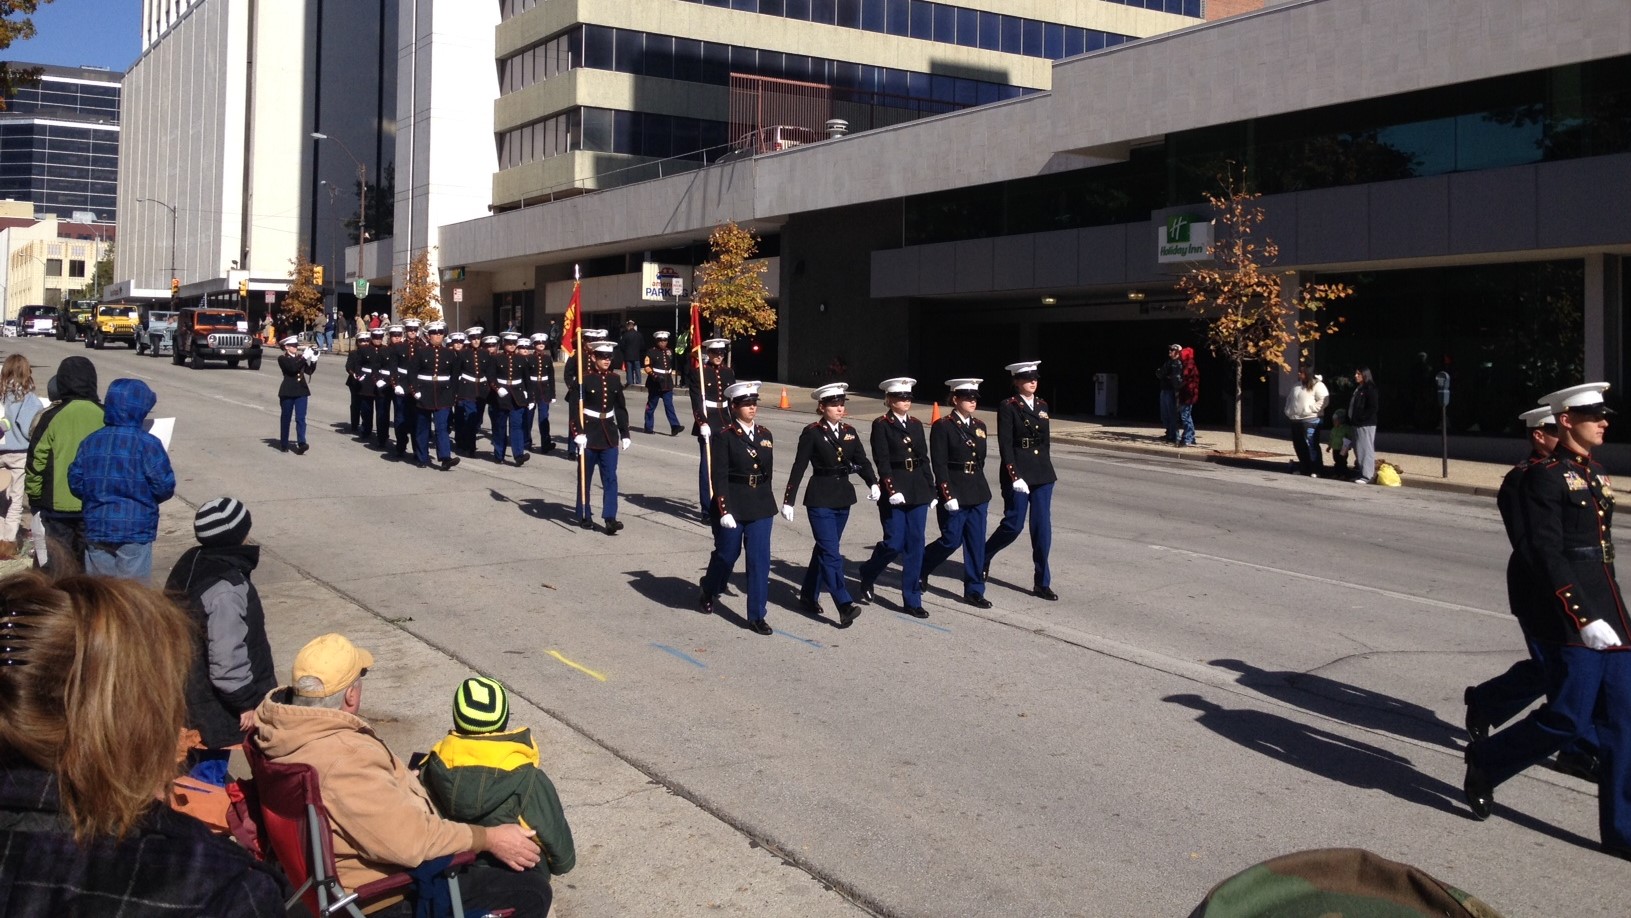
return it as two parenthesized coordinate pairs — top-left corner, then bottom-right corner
(546, 649), (607, 682)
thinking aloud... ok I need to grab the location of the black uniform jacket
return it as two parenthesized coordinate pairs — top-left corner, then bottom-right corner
(568, 371), (629, 450)
(870, 413), (935, 507)
(409, 343), (459, 410)
(488, 351), (534, 410)
(930, 413), (992, 506)
(452, 347), (485, 402)
(390, 337), (423, 390)
(365, 342), (395, 396)
(689, 362), (736, 437)
(783, 421), (878, 509)
(528, 352), (556, 404)
(1498, 453), (1548, 626)
(996, 395), (1057, 488)
(277, 351), (317, 399)
(710, 421), (776, 522)
(345, 344), (372, 393)
(643, 347), (678, 393)
(1518, 447), (1630, 646)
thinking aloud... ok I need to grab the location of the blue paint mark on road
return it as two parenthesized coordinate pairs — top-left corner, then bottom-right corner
(651, 643), (707, 668)
(773, 629), (825, 648)
(896, 614), (952, 633)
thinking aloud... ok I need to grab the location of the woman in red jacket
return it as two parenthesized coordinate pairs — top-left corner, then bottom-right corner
(1177, 347), (1200, 447)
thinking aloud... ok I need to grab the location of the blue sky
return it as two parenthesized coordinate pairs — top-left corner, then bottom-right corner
(5, 0), (142, 72)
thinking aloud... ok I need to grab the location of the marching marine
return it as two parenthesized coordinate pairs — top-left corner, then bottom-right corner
(408, 320), (460, 470)
(345, 328), (375, 439)
(570, 341), (631, 533)
(688, 338), (736, 512)
(488, 332), (534, 466)
(983, 361), (1059, 600)
(530, 332), (557, 453)
(642, 331), (684, 436)
(857, 378), (934, 618)
(782, 383), (879, 628)
(921, 378), (993, 609)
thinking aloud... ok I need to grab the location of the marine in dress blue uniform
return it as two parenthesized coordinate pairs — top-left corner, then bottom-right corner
(857, 377), (934, 618)
(517, 336), (540, 450)
(570, 342), (631, 534)
(448, 332), (482, 457)
(345, 330), (375, 438)
(488, 333), (533, 466)
(391, 318), (426, 459)
(642, 331), (685, 435)
(920, 378), (993, 609)
(275, 336), (317, 454)
(688, 338), (736, 512)
(782, 383), (880, 628)
(530, 332), (557, 453)
(1465, 383), (1631, 856)
(370, 327), (399, 446)
(982, 361), (1059, 601)
(408, 321), (460, 470)
(699, 380), (777, 634)
(563, 328), (609, 460)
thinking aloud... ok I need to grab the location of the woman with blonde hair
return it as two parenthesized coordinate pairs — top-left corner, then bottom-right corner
(0, 572), (288, 912)
(0, 354), (44, 548)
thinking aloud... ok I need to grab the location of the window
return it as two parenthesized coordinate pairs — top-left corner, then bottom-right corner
(954, 7), (977, 47)
(933, 4), (956, 43)
(69, 259), (85, 278)
(862, 0), (884, 31)
(885, 0), (908, 36)
(45, 258), (61, 277)
(582, 25), (613, 70)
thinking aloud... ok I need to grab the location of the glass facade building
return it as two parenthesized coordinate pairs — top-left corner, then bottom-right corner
(0, 64), (122, 222)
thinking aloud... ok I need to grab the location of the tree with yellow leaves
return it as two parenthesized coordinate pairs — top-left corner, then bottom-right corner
(694, 222), (774, 339)
(394, 249), (443, 323)
(1178, 165), (1353, 454)
(281, 255), (326, 331)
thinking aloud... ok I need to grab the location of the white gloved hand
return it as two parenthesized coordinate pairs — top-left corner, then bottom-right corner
(1580, 619), (1622, 650)
(302, 347), (316, 361)
(376, 379), (387, 388)
(496, 386), (509, 398)
(719, 513), (738, 529)
(574, 434), (588, 447)
(1011, 478), (1030, 494)
(868, 484), (881, 502)
(414, 390), (424, 400)
(781, 504), (796, 521)
(699, 423), (712, 439)
(620, 437), (631, 450)
(944, 498), (961, 512)
(551, 399), (557, 405)
(393, 385), (405, 396)
(929, 499), (939, 511)
(888, 492), (906, 506)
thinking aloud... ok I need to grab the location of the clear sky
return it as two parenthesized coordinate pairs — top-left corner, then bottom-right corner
(4, 0), (142, 73)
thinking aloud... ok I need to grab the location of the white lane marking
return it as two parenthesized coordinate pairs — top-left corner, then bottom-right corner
(211, 394), (269, 413)
(1149, 544), (1506, 619)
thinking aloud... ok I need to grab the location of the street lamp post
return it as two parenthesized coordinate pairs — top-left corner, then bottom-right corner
(136, 197), (177, 291)
(310, 132), (367, 310)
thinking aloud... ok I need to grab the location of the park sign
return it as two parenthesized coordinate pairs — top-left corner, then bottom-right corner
(641, 262), (687, 301)
(1157, 214), (1213, 263)
(354, 279), (370, 298)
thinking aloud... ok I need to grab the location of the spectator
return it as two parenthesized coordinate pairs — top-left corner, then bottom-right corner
(422, 677), (576, 896)
(25, 356), (103, 574)
(546, 319), (562, 364)
(618, 320), (645, 386)
(1177, 346), (1200, 447)
(1283, 367), (1329, 477)
(1157, 343), (1183, 443)
(0, 572), (290, 913)
(354, 313), (366, 338)
(1327, 408), (1353, 478)
(67, 378), (175, 581)
(0, 354), (45, 548)
(253, 634), (550, 915)
(168, 497), (274, 787)
(1348, 366), (1380, 484)
(368, 311), (384, 332)
(260, 314), (276, 345)
(320, 313), (337, 352)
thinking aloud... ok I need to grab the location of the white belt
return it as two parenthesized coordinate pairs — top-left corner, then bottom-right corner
(416, 374), (451, 381)
(703, 399), (722, 408)
(359, 368), (374, 375)
(649, 368), (671, 375)
(459, 374), (479, 382)
(499, 378), (524, 385)
(583, 408), (612, 419)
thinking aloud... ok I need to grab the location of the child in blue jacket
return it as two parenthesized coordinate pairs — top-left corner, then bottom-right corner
(68, 378), (175, 580)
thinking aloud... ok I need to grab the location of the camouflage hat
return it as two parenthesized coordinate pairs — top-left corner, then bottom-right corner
(1190, 849), (1503, 918)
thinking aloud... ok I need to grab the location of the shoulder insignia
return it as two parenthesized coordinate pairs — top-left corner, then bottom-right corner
(1564, 470), (1587, 490)
(760, 439), (773, 448)
(975, 428), (987, 438)
(1038, 411), (1049, 419)
(843, 433), (856, 441)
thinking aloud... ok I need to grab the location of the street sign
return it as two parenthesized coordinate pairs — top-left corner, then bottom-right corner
(354, 279), (370, 298)
(453, 288), (464, 303)
(263, 291), (275, 304)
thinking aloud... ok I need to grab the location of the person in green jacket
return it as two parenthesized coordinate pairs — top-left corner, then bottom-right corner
(24, 356), (103, 573)
(421, 677), (576, 884)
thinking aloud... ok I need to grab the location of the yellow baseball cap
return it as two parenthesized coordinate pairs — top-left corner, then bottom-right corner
(292, 633), (375, 697)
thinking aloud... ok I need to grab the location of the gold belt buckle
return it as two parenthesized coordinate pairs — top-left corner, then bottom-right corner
(1605, 541), (1617, 564)
(903, 458), (916, 471)
(747, 474), (760, 488)
(962, 461), (978, 474)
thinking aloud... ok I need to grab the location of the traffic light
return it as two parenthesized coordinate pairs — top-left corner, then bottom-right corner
(313, 265), (324, 285)
(170, 277), (180, 298)
(238, 279), (248, 298)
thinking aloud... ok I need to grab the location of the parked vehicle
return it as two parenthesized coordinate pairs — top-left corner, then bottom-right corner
(55, 300), (96, 341)
(2, 319), (17, 338)
(136, 309), (178, 357)
(172, 306), (262, 369)
(84, 305), (141, 349)
(18, 305), (56, 337)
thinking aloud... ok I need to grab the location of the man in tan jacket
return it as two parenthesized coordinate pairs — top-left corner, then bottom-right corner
(253, 633), (552, 915)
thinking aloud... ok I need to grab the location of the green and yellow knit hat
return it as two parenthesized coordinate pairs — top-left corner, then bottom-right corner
(453, 676), (510, 734)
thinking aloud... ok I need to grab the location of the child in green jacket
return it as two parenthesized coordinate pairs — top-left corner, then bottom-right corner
(421, 678), (576, 877)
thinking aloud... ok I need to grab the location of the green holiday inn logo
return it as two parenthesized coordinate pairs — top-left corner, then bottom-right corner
(1158, 214), (1211, 262)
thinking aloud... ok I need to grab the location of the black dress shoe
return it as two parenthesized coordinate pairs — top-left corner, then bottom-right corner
(902, 605), (929, 619)
(394, 444), (407, 457)
(643, 428), (654, 434)
(515, 452), (529, 466)
(856, 579), (875, 605)
(918, 577), (929, 592)
(440, 456), (460, 471)
(417, 461), (431, 469)
(577, 517), (596, 531)
(698, 581), (714, 614)
(961, 594), (993, 609)
(670, 424), (684, 436)
(541, 442), (556, 453)
(277, 444), (288, 453)
(294, 443), (309, 455)
(1463, 761), (1494, 820)
(837, 603), (861, 628)
(1033, 586), (1059, 601)
(748, 618), (773, 635)
(604, 518), (624, 535)
(799, 596), (823, 616)
(1463, 686), (1490, 743)
(1550, 750), (1602, 784)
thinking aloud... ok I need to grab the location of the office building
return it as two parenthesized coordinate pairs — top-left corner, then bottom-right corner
(0, 63), (121, 224)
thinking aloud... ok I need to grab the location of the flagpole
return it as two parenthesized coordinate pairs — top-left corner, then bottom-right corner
(574, 266), (588, 516)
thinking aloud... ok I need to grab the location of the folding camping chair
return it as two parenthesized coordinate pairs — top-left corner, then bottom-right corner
(243, 741), (475, 917)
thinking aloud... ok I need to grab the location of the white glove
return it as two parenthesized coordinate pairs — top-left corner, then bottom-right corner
(781, 504), (796, 521)
(888, 492), (906, 506)
(496, 386), (509, 398)
(1580, 619), (1622, 650)
(868, 484), (881, 502)
(719, 513), (738, 529)
(944, 498), (961, 512)
(574, 434), (588, 447)
(551, 399), (557, 405)
(376, 378), (386, 388)
(414, 390), (424, 401)
(620, 437), (631, 450)
(1012, 478), (1030, 494)
(393, 385), (405, 396)
(302, 347), (317, 362)
(929, 499), (939, 511)
(699, 423), (712, 439)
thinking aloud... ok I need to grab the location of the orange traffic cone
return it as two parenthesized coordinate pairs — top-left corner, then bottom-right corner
(777, 387), (791, 410)
(931, 401), (942, 422)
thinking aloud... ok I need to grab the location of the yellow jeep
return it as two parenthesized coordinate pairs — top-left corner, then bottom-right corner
(87, 305), (141, 349)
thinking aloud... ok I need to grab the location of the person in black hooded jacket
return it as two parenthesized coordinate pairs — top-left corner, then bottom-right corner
(168, 497), (275, 786)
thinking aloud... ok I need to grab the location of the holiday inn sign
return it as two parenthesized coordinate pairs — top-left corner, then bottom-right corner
(1157, 214), (1213, 263)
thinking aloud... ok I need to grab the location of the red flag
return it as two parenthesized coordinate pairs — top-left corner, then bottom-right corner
(561, 281), (581, 356)
(689, 302), (703, 369)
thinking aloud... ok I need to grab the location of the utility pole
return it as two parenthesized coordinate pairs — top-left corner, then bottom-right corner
(311, 132), (367, 310)
(137, 196), (178, 290)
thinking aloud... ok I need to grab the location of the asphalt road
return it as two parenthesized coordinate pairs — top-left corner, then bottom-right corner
(11, 335), (1625, 917)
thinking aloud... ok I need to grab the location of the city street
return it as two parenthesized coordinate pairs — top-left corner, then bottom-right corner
(9, 336), (1625, 917)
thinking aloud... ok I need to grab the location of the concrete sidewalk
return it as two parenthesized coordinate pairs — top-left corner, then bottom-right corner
(147, 501), (866, 918)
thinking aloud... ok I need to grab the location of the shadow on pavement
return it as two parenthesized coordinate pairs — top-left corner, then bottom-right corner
(622, 491), (706, 526)
(487, 488), (578, 527)
(625, 568), (756, 632)
(767, 557), (842, 628)
(1209, 658), (1462, 749)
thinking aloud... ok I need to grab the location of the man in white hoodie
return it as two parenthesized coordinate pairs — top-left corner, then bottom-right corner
(1284, 367), (1328, 477)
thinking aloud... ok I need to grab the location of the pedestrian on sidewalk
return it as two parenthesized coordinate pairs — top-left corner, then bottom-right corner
(0, 355), (46, 548)
(618, 320), (645, 387)
(921, 378), (994, 609)
(67, 378), (174, 581)
(276, 336), (318, 454)
(1178, 347), (1200, 447)
(25, 356), (102, 574)
(1326, 409), (1353, 478)
(1284, 367), (1329, 476)
(984, 362), (1058, 600)
(1348, 367), (1380, 484)
(1157, 344), (1184, 443)
(170, 497), (275, 787)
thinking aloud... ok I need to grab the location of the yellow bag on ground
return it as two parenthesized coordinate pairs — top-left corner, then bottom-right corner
(1376, 463), (1402, 487)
